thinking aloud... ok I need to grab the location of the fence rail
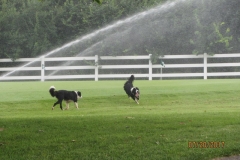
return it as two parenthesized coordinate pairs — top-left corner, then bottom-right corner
(0, 53), (240, 81)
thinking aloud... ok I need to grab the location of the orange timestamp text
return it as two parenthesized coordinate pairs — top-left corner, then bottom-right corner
(188, 141), (225, 148)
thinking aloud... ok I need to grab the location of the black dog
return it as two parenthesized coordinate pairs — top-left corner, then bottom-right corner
(49, 86), (82, 110)
(123, 75), (140, 104)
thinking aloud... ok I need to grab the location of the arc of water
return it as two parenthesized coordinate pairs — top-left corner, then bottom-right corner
(48, 41), (102, 76)
(2, 57), (42, 77)
(1, 0), (185, 78)
(48, 26), (134, 76)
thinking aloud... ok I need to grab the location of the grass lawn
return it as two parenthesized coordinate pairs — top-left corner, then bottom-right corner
(0, 79), (240, 160)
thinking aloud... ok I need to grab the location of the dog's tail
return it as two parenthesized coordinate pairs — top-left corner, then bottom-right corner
(49, 86), (56, 97)
(128, 75), (135, 82)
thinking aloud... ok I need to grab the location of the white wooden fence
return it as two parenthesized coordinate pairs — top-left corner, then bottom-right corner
(0, 53), (240, 81)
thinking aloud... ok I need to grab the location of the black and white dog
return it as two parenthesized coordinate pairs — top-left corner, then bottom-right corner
(123, 75), (140, 104)
(49, 86), (82, 110)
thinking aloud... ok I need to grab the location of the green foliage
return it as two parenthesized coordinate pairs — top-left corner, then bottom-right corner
(93, 0), (102, 4)
(0, 0), (239, 61)
(212, 22), (232, 50)
(189, 0), (239, 55)
(39, 0), (102, 4)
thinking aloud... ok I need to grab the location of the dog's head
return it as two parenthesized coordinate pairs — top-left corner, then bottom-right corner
(77, 91), (82, 99)
(131, 87), (140, 100)
(50, 86), (55, 89)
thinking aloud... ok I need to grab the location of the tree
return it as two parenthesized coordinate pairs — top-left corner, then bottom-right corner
(38, 0), (102, 4)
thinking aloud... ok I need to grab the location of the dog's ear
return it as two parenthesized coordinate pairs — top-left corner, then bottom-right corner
(136, 87), (140, 93)
(131, 88), (136, 94)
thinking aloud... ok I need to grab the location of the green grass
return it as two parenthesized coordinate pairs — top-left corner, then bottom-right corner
(0, 79), (240, 160)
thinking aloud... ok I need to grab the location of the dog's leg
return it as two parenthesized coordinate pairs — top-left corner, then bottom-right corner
(135, 98), (139, 104)
(60, 101), (63, 110)
(52, 103), (57, 110)
(60, 102), (63, 110)
(52, 101), (60, 110)
(52, 99), (63, 110)
(135, 100), (139, 104)
(74, 102), (79, 109)
(65, 102), (70, 110)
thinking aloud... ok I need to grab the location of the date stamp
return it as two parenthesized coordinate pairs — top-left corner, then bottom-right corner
(188, 141), (225, 148)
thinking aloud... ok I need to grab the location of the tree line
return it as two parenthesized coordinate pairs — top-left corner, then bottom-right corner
(0, 0), (239, 62)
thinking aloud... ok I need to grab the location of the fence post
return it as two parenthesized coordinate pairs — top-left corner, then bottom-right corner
(41, 56), (45, 81)
(95, 55), (98, 81)
(149, 54), (152, 80)
(203, 53), (207, 80)
(160, 68), (162, 80)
